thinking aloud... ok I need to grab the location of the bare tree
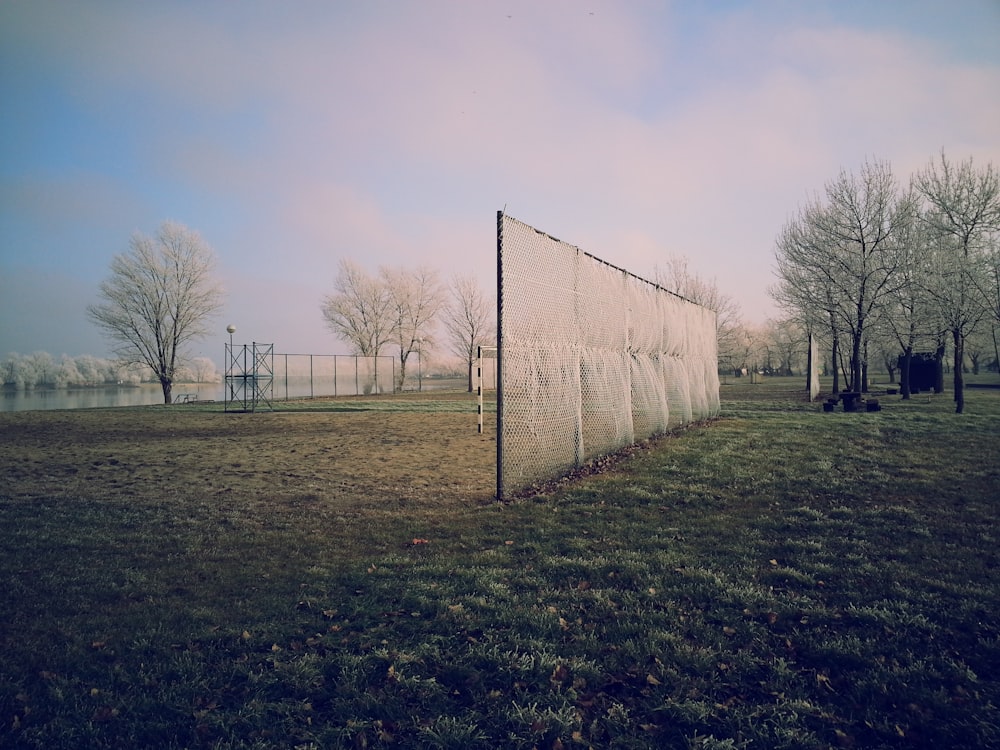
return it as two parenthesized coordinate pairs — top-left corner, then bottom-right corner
(88, 221), (224, 404)
(771, 203), (847, 393)
(55, 355), (82, 388)
(322, 259), (394, 357)
(184, 356), (219, 383)
(28, 351), (56, 387)
(773, 159), (914, 393)
(442, 273), (496, 392)
(654, 254), (742, 373)
(737, 323), (772, 375)
(767, 317), (805, 376)
(915, 152), (1000, 412)
(879, 215), (942, 398)
(964, 323), (994, 375)
(321, 259), (395, 393)
(322, 261), (446, 392)
(987, 244), (1000, 371)
(383, 265), (445, 390)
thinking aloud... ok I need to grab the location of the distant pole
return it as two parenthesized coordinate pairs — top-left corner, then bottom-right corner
(226, 324), (236, 406)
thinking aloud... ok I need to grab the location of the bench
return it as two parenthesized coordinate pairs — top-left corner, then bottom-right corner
(175, 393), (197, 404)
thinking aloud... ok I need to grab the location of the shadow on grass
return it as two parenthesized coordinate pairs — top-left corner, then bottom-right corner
(1, 378), (998, 748)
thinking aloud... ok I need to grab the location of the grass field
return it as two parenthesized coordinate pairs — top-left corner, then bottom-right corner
(1, 378), (999, 748)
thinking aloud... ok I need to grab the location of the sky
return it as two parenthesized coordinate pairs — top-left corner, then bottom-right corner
(2, 0), (999, 368)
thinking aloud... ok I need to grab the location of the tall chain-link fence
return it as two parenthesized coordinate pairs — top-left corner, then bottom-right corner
(497, 213), (721, 499)
(271, 354), (396, 399)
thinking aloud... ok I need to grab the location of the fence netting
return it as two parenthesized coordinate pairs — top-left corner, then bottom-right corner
(271, 355), (395, 399)
(497, 213), (720, 498)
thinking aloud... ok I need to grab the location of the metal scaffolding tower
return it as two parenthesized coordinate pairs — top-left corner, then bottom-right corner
(225, 342), (274, 412)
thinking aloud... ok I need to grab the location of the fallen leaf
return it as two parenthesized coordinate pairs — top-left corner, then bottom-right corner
(91, 706), (118, 722)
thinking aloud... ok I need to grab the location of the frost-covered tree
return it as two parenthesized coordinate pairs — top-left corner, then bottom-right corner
(442, 273), (496, 392)
(773, 159), (915, 392)
(321, 259), (394, 358)
(383, 265), (444, 390)
(655, 255), (742, 374)
(88, 222), (224, 404)
(915, 152), (1000, 412)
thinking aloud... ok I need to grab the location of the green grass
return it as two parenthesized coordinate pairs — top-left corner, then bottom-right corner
(2, 378), (1000, 748)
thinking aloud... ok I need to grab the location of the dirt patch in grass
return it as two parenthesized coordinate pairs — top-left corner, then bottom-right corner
(0, 401), (496, 509)
(4, 382), (1000, 749)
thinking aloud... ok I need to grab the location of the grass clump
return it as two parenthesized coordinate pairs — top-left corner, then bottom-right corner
(1, 378), (999, 748)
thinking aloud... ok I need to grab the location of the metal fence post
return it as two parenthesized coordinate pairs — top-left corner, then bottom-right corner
(496, 209), (504, 501)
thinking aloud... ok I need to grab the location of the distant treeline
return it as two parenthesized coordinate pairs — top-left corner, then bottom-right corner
(1, 352), (220, 390)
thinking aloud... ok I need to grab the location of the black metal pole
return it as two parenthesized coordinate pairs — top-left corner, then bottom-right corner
(496, 209), (504, 502)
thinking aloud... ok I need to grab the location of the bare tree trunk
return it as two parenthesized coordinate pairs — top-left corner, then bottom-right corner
(861, 339), (869, 393)
(161, 378), (173, 405)
(397, 353), (408, 391)
(934, 341), (946, 394)
(900, 347), (912, 400)
(953, 329), (965, 413)
(831, 334), (840, 394)
(850, 329), (863, 393)
(993, 327), (1000, 379)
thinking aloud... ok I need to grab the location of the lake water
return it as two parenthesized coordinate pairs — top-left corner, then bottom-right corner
(0, 384), (221, 412)
(1, 377), (469, 412)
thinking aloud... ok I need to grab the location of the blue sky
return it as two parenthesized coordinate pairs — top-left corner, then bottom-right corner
(2, 0), (999, 366)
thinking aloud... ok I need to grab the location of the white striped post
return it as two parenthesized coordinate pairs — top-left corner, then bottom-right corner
(477, 345), (484, 434)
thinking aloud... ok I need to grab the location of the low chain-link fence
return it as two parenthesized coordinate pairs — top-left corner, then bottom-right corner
(270, 354), (396, 399)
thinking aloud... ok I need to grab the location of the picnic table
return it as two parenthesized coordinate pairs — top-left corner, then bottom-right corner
(838, 392), (862, 412)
